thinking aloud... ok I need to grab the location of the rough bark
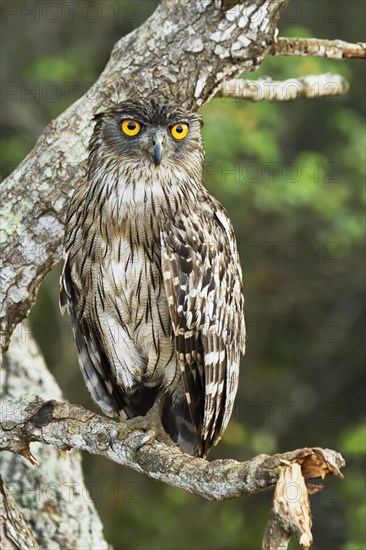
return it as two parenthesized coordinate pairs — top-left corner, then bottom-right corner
(0, 326), (109, 550)
(0, 475), (39, 550)
(0, 0), (286, 354)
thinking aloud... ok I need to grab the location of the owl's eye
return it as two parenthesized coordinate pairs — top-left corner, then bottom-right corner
(170, 123), (189, 140)
(121, 119), (141, 136)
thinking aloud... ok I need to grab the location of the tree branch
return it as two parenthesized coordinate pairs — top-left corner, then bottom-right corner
(0, 394), (344, 502)
(217, 74), (349, 101)
(272, 37), (366, 60)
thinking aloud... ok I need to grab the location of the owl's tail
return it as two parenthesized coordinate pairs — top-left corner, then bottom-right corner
(162, 397), (198, 457)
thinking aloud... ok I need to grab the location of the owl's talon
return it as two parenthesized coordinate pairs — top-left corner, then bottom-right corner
(109, 417), (156, 452)
(109, 428), (119, 450)
(136, 429), (156, 451)
(125, 402), (176, 450)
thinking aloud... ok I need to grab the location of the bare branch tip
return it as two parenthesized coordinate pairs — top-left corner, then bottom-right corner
(273, 37), (366, 60)
(217, 74), (350, 102)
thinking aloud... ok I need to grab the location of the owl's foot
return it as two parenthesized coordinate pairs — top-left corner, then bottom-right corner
(109, 401), (175, 452)
(133, 402), (175, 450)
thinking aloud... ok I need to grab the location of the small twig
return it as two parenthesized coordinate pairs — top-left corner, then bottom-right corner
(272, 37), (366, 60)
(217, 74), (349, 101)
(0, 396), (345, 502)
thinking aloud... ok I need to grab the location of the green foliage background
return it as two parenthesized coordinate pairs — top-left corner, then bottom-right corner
(1, 1), (365, 548)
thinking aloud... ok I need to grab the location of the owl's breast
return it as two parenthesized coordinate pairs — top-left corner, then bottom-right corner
(101, 240), (174, 374)
(102, 243), (162, 316)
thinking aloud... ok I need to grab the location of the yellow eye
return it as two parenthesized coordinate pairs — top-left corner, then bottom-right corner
(170, 122), (189, 140)
(121, 119), (141, 136)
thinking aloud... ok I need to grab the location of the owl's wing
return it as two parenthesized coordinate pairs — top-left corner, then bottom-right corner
(60, 255), (133, 419)
(161, 201), (245, 457)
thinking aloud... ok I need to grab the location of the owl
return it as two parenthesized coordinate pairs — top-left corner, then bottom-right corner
(60, 98), (245, 458)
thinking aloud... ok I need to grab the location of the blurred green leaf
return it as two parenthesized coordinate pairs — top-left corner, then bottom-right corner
(341, 424), (366, 455)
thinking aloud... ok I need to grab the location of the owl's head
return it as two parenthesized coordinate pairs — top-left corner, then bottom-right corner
(89, 98), (204, 180)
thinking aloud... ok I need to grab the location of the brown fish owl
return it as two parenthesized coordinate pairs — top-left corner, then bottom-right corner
(60, 98), (245, 458)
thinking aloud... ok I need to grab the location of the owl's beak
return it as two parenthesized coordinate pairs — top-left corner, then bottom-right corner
(150, 132), (164, 166)
(152, 141), (163, 166)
